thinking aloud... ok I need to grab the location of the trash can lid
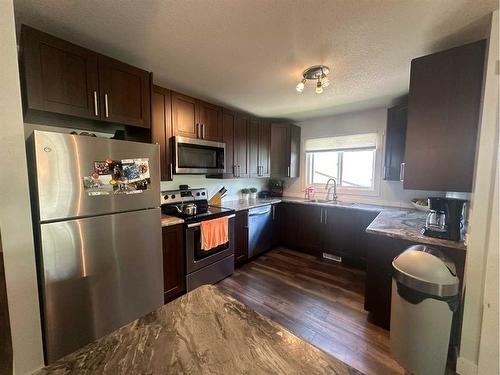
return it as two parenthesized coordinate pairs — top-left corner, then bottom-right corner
(392, 245), (459, 297)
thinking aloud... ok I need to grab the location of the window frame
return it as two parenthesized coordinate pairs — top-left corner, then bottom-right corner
(304, 132), (382, 197)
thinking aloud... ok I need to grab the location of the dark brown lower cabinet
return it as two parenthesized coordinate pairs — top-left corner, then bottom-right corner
(162, 224), (186, 303)
(276, 203), (380, 268)
(234, 210), (248, 266)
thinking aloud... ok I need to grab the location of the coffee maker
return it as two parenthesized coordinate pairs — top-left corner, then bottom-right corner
(422, 197), (468, 241)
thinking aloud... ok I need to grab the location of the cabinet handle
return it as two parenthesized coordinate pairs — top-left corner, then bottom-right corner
(324, 209), (328, 225)
(399, 162), (405, 182)
(196, 124), (200, 138)
(272, 205), (275, 221)
(287, 166), (290, 177)
(320, 209), (323, 224)
(93, 91), (99, 117)
(202, 124), (205, 139)
(170, 163), (173, 177)
(104, 94), (109, 118)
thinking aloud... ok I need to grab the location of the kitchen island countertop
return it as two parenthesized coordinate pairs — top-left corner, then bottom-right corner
(37, 285), (360, 375)
(366, 209), (466, 250)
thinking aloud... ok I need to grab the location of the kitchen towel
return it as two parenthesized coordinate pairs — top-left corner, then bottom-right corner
(200, 216), (229, 251)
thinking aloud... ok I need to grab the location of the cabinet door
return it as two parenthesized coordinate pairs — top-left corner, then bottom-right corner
(222, 109), (236, 176)
(289, 124), (301, 178)
(234, 210), (248, 265)
(162, 224), (185, 303)
(172, 92), (199, 139)
(248, 118), (260, 177)
(98, 55), (150, 128)
(384, 103), (407, 181)
(277, 203), (299, 249)
(234, 113), (249, 178)
(151, 85), (173, 181)
(21, 25), (99, 120)
(404, 40), (486, 192)
(258, 120), (271, 177)
(295, 205), (324, 256)
(322, 207), (357, 260)
(270, 123), (289, 177)
(198, 101), (222, 141)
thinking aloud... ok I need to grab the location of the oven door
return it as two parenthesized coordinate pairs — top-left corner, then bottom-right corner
(186, 215), (235, 273)
(174, 136), (225, 174)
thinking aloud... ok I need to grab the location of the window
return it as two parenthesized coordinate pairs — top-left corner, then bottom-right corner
(305, 133), (377, 191)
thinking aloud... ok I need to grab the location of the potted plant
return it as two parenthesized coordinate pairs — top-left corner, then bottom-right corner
(241, 188), (250, 200)
(249, 187), (258, 199)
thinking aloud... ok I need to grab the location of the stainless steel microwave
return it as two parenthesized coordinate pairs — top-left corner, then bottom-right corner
(173, 136), (225, 174)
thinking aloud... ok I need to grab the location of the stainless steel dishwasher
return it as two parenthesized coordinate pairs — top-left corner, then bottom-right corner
(248, 205), (275, 258)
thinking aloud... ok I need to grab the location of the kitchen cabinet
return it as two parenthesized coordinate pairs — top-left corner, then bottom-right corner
(234, 113), (250, 177)
(21, 25), (150, 128)
(171, 91), (222, 141)
(384, 102), (407, 181)
(403, 40), (486, 192)
(271, 123), (301, 178)
(258, 120), (271, 177)
(215, 110), (248, 178)
(249, 118), (271, 178)
(294, 204), (324, 256)
(151, 84), (173, 181)
(234, 210), (248, 265)
(97, 55), (150, 128)
(162, 224), (186, 303)
(275, 203), (379, 268)
(248, 118), (260, 177)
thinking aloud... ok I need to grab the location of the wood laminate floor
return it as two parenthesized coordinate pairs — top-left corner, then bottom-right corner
(217, 247), (404, 375)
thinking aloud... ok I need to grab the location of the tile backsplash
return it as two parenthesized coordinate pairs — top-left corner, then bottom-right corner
(160, 175), (269, 203)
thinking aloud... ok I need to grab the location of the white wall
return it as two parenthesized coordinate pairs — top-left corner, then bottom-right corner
(284, 107), (446, 207)
(161, 176), (269, 202)
(0, 1), (44, 373)
(457, 10), (499, 375)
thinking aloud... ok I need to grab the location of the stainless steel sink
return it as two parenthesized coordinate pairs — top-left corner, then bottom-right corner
(304, 199), (354, 206)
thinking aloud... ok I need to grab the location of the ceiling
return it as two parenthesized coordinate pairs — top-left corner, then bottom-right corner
(14, 0), (497, 121)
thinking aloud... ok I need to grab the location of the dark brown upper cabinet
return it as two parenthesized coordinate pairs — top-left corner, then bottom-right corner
(384, 102), (407, 181)
(21, 25), (151, 128)
(98, 55), (150, 128)
(234, 113), (250, 177)
(271, 123), (301, 178)
(171, 91), (222, 141)
(248, 118), (271, 178)
(403, 40), (486, 192)
(151, 84), (173, 181)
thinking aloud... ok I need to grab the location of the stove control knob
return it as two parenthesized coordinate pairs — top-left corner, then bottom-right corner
(171, 194), (176, 199)
(201, 192), (206, 196)
(196, 192), (200, 196)
(163, 195), (169, 200)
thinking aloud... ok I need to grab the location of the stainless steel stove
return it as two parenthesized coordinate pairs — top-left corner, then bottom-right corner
(161, 188), (235, 291)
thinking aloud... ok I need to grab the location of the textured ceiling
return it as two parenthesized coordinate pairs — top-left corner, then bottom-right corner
(14, 0), (497, 121)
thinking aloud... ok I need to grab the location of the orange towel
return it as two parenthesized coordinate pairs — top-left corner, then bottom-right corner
(200, 216), (229, 251)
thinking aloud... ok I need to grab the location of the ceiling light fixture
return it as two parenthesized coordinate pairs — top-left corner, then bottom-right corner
(296, 65), (331, 94)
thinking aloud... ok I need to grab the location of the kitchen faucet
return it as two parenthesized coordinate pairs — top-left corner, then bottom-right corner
(325, 178), (338, 202)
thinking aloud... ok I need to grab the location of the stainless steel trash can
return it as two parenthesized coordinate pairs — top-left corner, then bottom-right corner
(390, 245), (459, 375)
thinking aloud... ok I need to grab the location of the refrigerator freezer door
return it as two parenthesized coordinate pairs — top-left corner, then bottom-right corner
(39, 208), (163, 363)
(31, 130), (160, 222)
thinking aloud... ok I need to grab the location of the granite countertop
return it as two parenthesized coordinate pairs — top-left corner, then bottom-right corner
(161, 214), (184, 227)
(37, 285), (360, 375)
(219, 196), (395, 213)
(366, 210), (466, 250)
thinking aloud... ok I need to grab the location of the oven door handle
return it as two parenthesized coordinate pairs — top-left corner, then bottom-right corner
(186, 214), (235, 228)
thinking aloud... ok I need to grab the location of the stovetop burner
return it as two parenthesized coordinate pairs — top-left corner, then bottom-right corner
(160, 187), (234, 223)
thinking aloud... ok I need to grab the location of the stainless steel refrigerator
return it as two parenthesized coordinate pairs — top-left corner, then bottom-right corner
(28, 130), (163, 364)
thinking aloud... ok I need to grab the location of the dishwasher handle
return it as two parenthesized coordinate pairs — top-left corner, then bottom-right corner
(249, 209), (272, 217)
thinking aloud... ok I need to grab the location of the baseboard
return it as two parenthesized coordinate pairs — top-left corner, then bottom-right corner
(456, 357), (478, 375)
